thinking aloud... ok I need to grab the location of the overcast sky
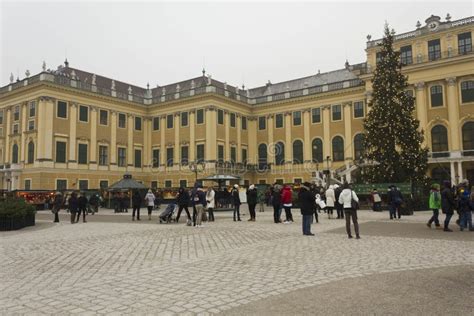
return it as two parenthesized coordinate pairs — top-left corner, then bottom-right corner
(1, 1), (473, 89)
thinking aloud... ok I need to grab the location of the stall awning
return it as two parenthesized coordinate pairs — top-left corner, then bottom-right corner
(107, 174), (147, 191)
(198, 174), (241, 181)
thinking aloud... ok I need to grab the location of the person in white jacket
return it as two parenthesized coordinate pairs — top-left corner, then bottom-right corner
(206, 187), (215, 222)
(338, 183), (360, 239)
(325, 185), (335, 219)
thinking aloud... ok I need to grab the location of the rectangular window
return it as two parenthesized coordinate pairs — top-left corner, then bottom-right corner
(181, 112), (188, 127)
(165, 180), (172, 188)
(428, 39), (441, 61)
(56, 179), (67, 191)
(196, 144), (205, 163)
(258, 180), (266, 185)
(217, 109), (224, 124)
(79, 180), (88, 190)
(230, 147), (236, 163)
(293, 111), (302, 126)
(14, 105), (20, 121)
(118, 148), (126, 167)
(179, 180), (187, 188)
(12, 124), (19, 134)
(430, 85), (443, 107)
(28, 120), (35, 131)
(135, 117), (142, 131)
(218, 145), (224, 162)
(376, 52), (382, 64)
(275, 179), (284, 185)
(99, 145), (108, 165)
(258, 116), (266, 130)
(151, 181), (158, 189)
(56, 141), (66, 163)
(461, 81), (474, 103)
(134, 149), (142, 168)
(353, 101), (365, 118)
(118, 113), (126, 128)
(294, 178), (302, 184)
(312, 108), (321, 123)
(196, 109), (204, 124)
(400, 45), (413, 65)
(332, 104), (342, 121)
(0, 110), (3, 124)
(78, 144), (88, 164)
(230, 113), (236, 127)
(24, 179), (31, 190)
(153, 117), (160, 130)
(152, 149), (160, 168)
(167, 114), (173, 129)
(181, 146), (189, 165)
(275, 113), (284, 128)
(99, 110), (108, 125)
(57, 101), (67, 118)
(242, 148), (247, 163)
(79, 105), (89, 122)
(29, 101), (36, 117)
(166, 148), (174, 167)
(458, 32), (472, 55)
(99, 180), (109, 189)
(241, 116), (247, 130)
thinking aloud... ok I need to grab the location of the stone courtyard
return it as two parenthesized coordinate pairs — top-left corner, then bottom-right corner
(1, 206), (473, 315)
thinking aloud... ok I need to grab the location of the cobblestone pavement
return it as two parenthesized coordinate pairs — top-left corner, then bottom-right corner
(1, 207), (473, 315)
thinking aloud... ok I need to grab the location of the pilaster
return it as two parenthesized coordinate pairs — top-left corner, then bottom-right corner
(89, 106), (98, 168)
(68, 103), (78, 168)
(302, 109), (311, 162)
(343, 102), (353, 161)
(267, 114), (275, 164)
(446, 77), (460, 152)
(322, 105), (331, 168)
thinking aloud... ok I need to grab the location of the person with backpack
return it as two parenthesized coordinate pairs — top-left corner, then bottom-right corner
(388, 185), (403, 220)
(441, 180), (456, 232)
(132, 190), (142, 221)
(427, 183), (441, 229)
(338, 183), (360, 239)
(371, 188), (382, 212)
(68, 192), (79, 224)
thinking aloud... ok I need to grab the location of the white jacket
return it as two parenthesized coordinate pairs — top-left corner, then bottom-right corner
(338, 188), (359, 209)
(325, 188), (335, 207)
(206, 190), (215, 208)
(145, 192), (155, 207)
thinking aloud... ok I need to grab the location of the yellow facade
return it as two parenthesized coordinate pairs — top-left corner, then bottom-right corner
(1, 15), (473, 190)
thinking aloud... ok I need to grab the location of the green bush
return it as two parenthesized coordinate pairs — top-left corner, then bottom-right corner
(0, 198), (36, 219)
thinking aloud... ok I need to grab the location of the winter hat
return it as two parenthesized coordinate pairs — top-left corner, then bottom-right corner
(234, 184), (239, 189)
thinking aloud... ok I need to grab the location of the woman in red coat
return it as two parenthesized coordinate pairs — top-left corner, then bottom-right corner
(281, 185), (294, 223)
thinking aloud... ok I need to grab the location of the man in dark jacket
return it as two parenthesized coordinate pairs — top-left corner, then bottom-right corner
(176, 187), (191, 223)
(387, 185), (403, 220)
(246, 184), (258, 221)
(334, 185), (344, 219)
(132, 190), (142, 221)
(68, 192), (79, 224)
(191, 183), (207, 227)
(272, 184), (282, 223)
(299, 182), (315, 236)
(441, 180), (456, 232)
(232, 184), (241, 221)
(52, 192), (63, 223)
(77, 193), (88, 223)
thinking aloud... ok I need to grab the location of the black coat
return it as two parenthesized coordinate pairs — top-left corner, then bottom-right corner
(68, 196), (78, 212)
(177, 190), (190, 206)
(132, 193), (142, 207)
(78, 196), (88, 209)
(298, 188), (315, 215)
(441, 187), (455, 214)
(232, 189), (241, 206)
(272, 189), (281, 207)
(246, 189), (258, 205)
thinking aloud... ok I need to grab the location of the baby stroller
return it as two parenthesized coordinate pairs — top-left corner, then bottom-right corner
(159, 204), (177, 223)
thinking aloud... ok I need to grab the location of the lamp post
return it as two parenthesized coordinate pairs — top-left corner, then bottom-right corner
(325, 156), (331, 189)
(189, 161), (205, 183)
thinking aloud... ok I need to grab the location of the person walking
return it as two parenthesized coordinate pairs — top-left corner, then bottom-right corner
(68, 192), (79, 224)
(77, 193), (88, 223)
(441, 180), (456, 232)
(371, 188), (382, 212)
(310, 184), (319, 223)
(246, 184), (258, 221)
(144, 189), (156, 220)
(176, 187), (191, 223)
(281, 185), (294, 223)
(458, 187), (473, 231)
(427, 183), (441, 229)
(299, 182), (315, 236)
(206, 186), (215, 222)
(271, 185), (282, 223)
(338, 183), (360, 239)
(257, 188), (265, 212)
(232, 184), (242, 221)
(334, 184), (344, 219)
(89, 194), (99, 214)
(388, 185), (403, 220)
(52, 192), (63, 223)
(325, 185), (335, 219)
(192, 184), (206, 227)
(132, 190), (141, 221)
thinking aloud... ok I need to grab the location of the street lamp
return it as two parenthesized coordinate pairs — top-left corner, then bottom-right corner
(189, 161), (205, 182)
(324, 156), (331, 189)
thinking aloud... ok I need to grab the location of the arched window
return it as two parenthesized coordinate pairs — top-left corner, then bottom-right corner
(353, 134), (365, 161)
(12, 144), (18, 164)
(312, 138), (323, 163)
(293, 140), (303, 164)
(27, 141), (34, 164)
(258, 144), (268, 170)
(332, 136), (344, 162)
(275, 142), (285, 165)
(431, 125), (449, 155)
(462, 122), (474, 156)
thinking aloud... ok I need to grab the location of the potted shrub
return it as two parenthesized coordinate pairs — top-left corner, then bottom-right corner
(0, 198), (36, 231)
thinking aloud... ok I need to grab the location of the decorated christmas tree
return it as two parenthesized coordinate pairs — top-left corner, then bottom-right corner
(363, 24), (428, 184)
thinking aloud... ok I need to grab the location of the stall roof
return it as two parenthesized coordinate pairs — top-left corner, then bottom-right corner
(198, 174), (241, 181)
(107, 174), (147, 191)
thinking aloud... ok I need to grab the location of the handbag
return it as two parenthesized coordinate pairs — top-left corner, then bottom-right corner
(350, 189), (359, 210)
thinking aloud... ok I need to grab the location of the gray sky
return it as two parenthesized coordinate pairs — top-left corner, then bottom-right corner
(1, 1), (473, 88)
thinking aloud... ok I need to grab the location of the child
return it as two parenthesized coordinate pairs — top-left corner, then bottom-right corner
(427, 183), (441, 229)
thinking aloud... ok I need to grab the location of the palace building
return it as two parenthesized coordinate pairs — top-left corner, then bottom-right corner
(0, 14), (473, 191)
